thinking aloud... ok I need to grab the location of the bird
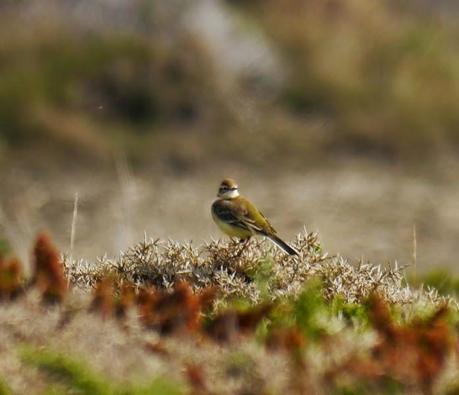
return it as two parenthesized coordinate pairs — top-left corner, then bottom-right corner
(211, 178), (299, 256)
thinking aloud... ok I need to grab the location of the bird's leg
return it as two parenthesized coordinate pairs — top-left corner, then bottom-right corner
(235, 237), (250, 258)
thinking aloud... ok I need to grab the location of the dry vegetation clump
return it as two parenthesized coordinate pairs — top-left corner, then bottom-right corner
(319, 294), (457, 394)
(0, 255), (23, 300)
(63, 230), (456, 308)
(0, 232), (458, 394)
(32, 233), (68, 304)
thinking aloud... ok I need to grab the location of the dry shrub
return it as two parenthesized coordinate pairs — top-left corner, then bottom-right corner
(64, 231), (456, 308)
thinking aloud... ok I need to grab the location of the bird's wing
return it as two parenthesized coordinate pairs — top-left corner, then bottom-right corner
(212, 199), (263, 233)
(257, 210), (277, 235)
(238, 197), (277, 235)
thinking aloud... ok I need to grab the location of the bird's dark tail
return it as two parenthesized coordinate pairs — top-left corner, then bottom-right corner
(267, 235), (299, 256)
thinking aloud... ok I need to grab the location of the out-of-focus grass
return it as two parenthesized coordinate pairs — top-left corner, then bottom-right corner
(0, 5), (233, 165)
(0, 240), (9, 257)
(230, 0), (459, 158)
(22, 348), (111, 395)
(0, 377), (12, 395)
(2, 1), (459, 169)
(412, 268), (459, 297)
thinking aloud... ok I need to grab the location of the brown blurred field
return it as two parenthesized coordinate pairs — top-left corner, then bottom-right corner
(3, 159), (459, 275)
(1, 0), (459, 272)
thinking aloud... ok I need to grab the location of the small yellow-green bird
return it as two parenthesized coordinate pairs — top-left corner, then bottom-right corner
(211, 178), (299, 256)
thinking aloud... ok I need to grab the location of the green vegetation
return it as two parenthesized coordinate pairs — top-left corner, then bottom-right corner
(22, 349), (111, 395)
(413, 268), (459, 296)
(294, 279), (329, 338)
(0, 240), (9, 257)
(0, 378), (12, 395)
(22, 348), (182, 395)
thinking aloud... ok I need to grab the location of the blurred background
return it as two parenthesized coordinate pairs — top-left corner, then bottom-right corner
(1, 0), (459, 272)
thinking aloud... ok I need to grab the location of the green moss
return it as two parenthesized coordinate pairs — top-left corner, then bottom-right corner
(294, 278), (328, 339)
(21, 347), (183, 395)
(0, 239), (9, 257)
(0, 377), (12, 395)
(22, 348), (112, 395)
(413, 269), (459, 296)
(251, 257), (275, 300)
(330, 295), (370, 328)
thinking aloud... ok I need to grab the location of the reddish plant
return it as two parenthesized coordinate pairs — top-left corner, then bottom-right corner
(115, 282), (136, 319)
(185, 363), (208, 394)
(137, 282), (203, 335)
(144, 340), (170, 358)
(90, 277), (115, 319)
(412, 306), (452, 391)
(368, 294), (453, 391)
(32, 233), (68, 303)
(266, 327), (306, 353)
(205, 303), (272, 343)
(137, 282), (218, 335)
(0, 256), (23, 300)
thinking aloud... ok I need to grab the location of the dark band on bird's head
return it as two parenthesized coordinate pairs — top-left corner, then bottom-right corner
(220, 178), (238, 189)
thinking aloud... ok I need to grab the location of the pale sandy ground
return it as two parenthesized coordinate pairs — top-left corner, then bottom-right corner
(1, 159), (458, 273)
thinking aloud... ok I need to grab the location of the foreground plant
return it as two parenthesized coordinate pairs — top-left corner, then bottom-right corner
(0, 232), (457, 394)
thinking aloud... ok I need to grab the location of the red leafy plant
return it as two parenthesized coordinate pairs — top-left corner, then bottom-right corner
(368, 294), (453, 391)
(0, 254), (23, 300)
(90, 276), (115, 319)
(90, 277), (137, 320)
(31, 233), (68, 303)
(205, 303), (273, 343)
(137, 281), (217, 335)
(324, 294), (455, 392)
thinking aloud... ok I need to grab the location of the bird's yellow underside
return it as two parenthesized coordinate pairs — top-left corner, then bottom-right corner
(212, 212), (253, 239)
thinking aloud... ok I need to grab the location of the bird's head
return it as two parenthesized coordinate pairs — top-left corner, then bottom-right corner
(217, 178), (240, 199)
